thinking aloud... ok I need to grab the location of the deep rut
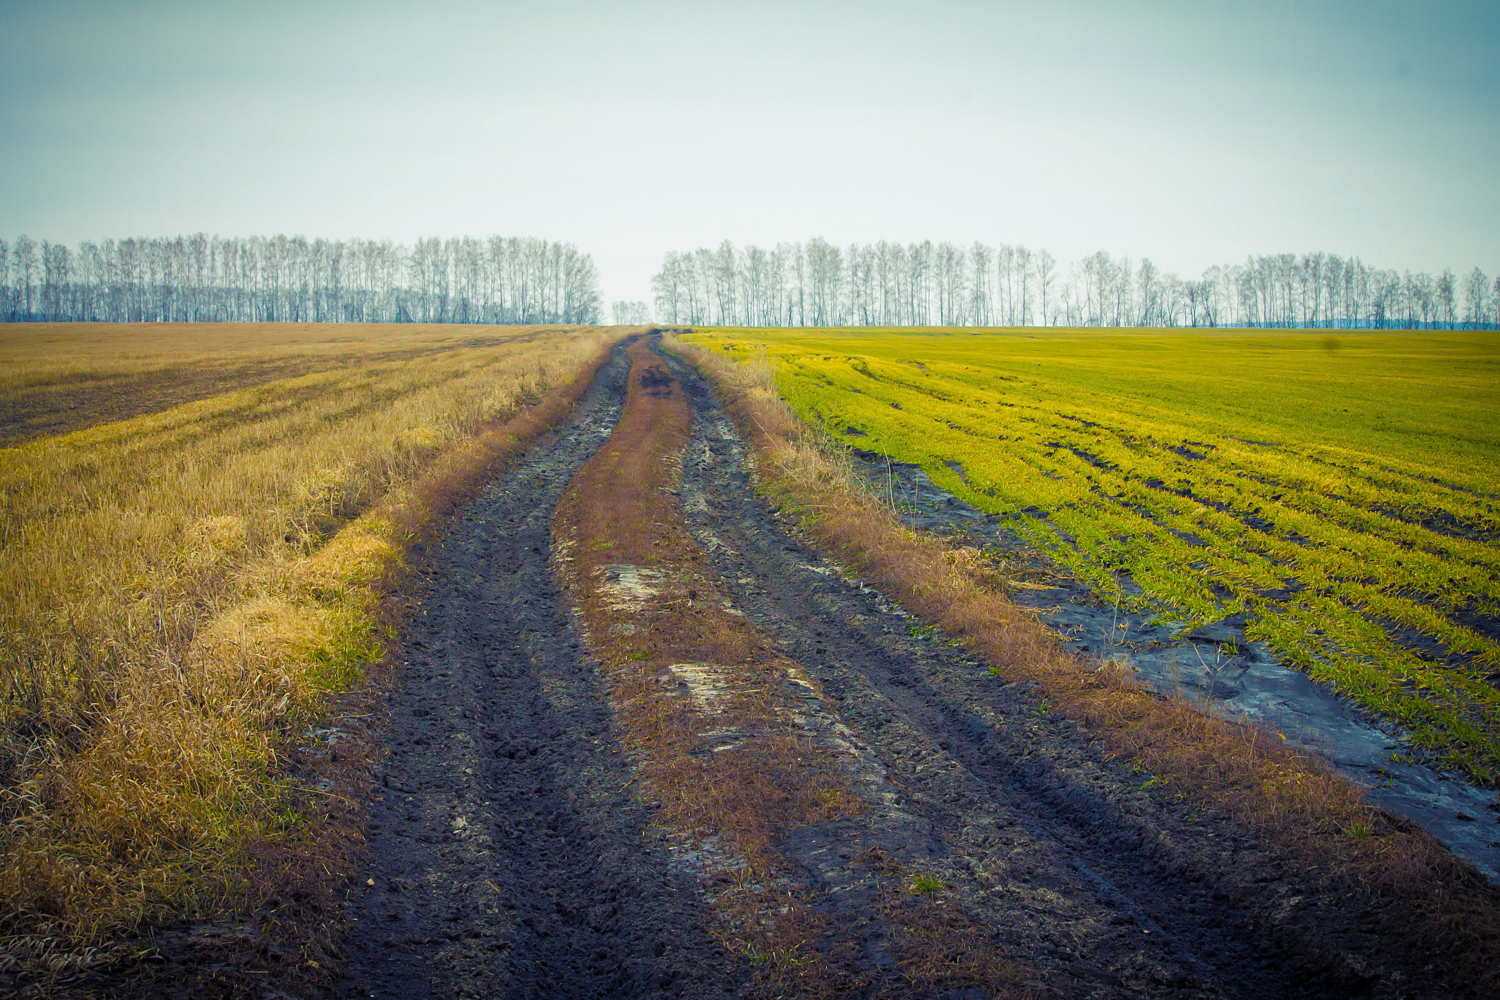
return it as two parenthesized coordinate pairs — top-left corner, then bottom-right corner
(330, 341), (738, 999)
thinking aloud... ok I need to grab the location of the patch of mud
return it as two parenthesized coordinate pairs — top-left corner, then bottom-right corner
(665, 346), (1468, 999)
(326, 341), (740, 999)
(848, 455), (1500, 884)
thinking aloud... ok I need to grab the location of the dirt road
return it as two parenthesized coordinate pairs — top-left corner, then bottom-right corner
(330, 336), (1470, 998)
(330, 343), (738, 999)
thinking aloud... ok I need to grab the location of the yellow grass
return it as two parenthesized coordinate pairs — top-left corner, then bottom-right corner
(0, 322), (620, 961)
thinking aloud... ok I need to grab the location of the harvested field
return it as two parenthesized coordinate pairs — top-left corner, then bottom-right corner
(0, 323), (567, 445)
(0, 322), (624, 993)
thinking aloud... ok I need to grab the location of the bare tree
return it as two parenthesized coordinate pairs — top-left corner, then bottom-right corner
(1014, 245), (1033, 326)
(1036, 249), (1057, 326)
(12, 235), (37, 320)
(1463, 267), (1490, 329)
(1436, 268), (1456, 329)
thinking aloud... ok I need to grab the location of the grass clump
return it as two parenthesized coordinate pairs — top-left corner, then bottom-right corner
(908, 874), (946, 895)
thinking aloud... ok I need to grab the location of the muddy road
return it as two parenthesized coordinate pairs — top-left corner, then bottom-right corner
(330, 336), (1472, 998)
(330, 343), (738, 999)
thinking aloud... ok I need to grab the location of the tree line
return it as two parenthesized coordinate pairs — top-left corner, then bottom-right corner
(0, 234), (602, 325)
(651, 239), (1500, 330)
(610, 300), (653, 325)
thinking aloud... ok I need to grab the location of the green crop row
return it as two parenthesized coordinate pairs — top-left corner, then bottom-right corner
(687, 326), (1500, 783)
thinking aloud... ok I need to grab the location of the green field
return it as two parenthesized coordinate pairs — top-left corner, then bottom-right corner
(686, 327), (1500, 782)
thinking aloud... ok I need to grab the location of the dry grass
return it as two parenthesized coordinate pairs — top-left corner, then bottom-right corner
(0, 322), (630, 982)
(0, 322), (558, 445)
(666, 330), (1500, 994)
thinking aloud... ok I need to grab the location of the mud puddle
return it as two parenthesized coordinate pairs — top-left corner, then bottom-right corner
(327, 340), (739, 999)
(850, 454), (1500, 884)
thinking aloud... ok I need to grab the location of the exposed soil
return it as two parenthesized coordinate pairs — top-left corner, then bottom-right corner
(550, 342), (1025, 996)
(0, 330), (553, 446)
(0, 357), (343, 445)
(852, 456), (1500, 881)
(325, 340), (739, 999)
(179, 333), (1488, 998)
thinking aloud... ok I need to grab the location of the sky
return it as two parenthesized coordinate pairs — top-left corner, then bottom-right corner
(1, 0), (1497, 306)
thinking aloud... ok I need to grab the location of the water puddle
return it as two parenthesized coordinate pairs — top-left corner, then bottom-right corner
(853, 455), (1500, 883)
(665, 661), (734, 714)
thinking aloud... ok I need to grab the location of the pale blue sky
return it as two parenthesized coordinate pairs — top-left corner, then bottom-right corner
(2, 0), (1496, 304)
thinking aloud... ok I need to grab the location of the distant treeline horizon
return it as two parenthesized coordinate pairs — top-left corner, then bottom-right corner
(651, 240), (1500, 331)
(4, 232), (1497, 333)
(0, 234), (603, 325)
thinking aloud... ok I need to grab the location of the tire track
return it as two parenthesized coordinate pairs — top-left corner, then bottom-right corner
(330, 340), (739, 1000)
(660, 342), (1457, 999)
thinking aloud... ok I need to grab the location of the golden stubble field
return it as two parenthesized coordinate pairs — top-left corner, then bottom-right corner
(0, 322), (622, 966)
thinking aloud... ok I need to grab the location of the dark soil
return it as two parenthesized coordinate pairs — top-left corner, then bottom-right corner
(0, 335), (536, 446)
(325, 340), (740, 999)
(656, 343), (1469, 998)
(846, 455), (1500, 882)
(0, 357), (346, 445)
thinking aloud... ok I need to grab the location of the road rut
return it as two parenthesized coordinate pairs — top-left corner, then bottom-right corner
(329, 336), (1467, 999)
(330, 340), (739, 999)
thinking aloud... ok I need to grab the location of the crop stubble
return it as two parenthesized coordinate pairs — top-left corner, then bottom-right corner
(0, 322), (621, 991)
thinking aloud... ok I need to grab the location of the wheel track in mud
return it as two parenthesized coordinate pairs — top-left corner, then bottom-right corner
(659, 342), (1454, 1000)
(329, 340), (739, 1000)
(325, 337), (1462, 999)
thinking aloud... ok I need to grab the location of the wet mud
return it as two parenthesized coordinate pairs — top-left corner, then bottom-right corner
(661, 345), (1461, 999)
(850, 456), (1500, 884)
(318, 337), (1481, 999)
(328, 340), (739, 999)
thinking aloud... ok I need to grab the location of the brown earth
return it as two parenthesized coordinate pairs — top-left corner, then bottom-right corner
(76, 333), (1494, 997)
(550, 341), (1020, 996)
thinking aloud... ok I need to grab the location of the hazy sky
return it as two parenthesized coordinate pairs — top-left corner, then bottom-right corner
(2, 0), (1496, 305)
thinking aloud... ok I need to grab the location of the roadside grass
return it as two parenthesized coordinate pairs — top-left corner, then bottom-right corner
(0, 322), (625, 985)
(682, 326), (1500, 784)
(667, 330), (1500, 994)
